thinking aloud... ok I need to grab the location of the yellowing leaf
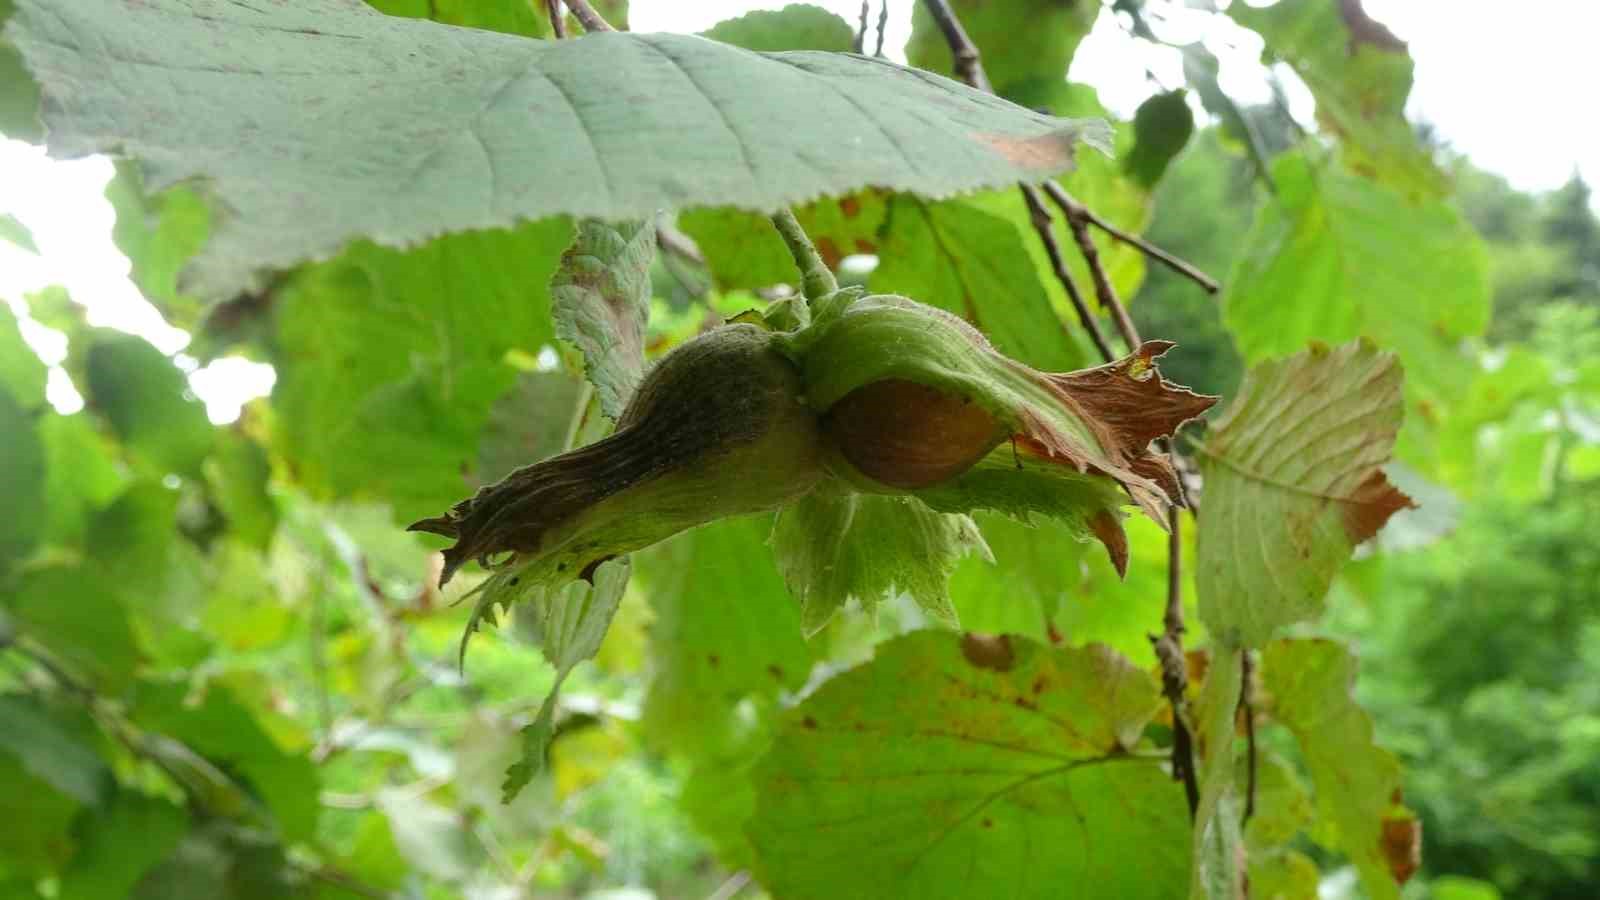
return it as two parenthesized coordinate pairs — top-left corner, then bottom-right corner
(1197, 340), (1412, 649)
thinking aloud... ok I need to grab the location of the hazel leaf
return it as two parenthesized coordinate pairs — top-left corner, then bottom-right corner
(771, 489), (991, 635)
(1195, 339), (1413, 649)
(10, 0), (1109, 301)
(551, 219), (656, 421)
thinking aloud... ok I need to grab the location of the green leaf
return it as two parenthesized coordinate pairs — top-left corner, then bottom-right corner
(12, 1), (1109, 301)
(1248, 849), (1321, 900)
(551, 219), (655, 421)
(870, 195), (1089, 371)
(0, 696), (110, 804)
(497, 557), (631, 802)
(202, 432), (278, 552)
(680, 191), (887, 293)
(0, 753), (78, 874)
(1188, 649), (1244, 900)
(39, 413), (126, 546)
(271, 220), (571, 524)
(365, 0), (544, 37)
(0, 386), (45, 572)
(57, 792), (189, 900)
(772, 489), (990, 634)
(1231, 0), (1441, 195)
(1223, 151), (1490, 407)
(907, 0), (1099, 97)
(1180, 44), (1271, 181)
(0, 212), (37, 253)
(1196, 340), (1412, 649)
(638, 515), (815, 754)
(703, 3), (853, 52)
(0, 303), (46, 405)
(129, 681), (320, 842)
(373, 788), (483, 882)
(84, 333), (213, 477)
(749, 632), (1187, 900)
(474, 369), (586, 485)
(1125, 90), (1194, 189)
(105, 164), (210, 332)
(1262, 637), (1406, 900)
(0, 0), (42, 141)
(7, 566), (143, 690)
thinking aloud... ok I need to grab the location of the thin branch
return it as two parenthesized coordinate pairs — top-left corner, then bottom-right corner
(1155, 507), (1200, 817)
(854, 0), (869, 53)
(1241, 649), (1257, 823)
(920, 0), (992, 92)
(769, 208), (838, 300)
(1042, 181), (1219, 295)
(1062, 196), (1141, 352)
(563, 0), (615, 33)
(709, 870), (753, 900)
(1019, 184), (1115, 360)
(874, 1), (890, 57)
(545, 0), (567, 39)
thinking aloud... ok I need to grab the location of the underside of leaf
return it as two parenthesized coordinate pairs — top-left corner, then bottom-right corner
(9, 0), (1109, 300)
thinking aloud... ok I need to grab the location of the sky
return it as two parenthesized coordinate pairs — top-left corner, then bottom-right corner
(2, 0), (1596, 421)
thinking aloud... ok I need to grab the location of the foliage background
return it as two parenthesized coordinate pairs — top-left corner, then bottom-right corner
(1, 1), (1597, 899)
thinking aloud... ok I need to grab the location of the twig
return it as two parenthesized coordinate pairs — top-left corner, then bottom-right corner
(769, 209), (838, 300)
(708, 870), (752, 900)
(874, 1), (890, 57)
(1019, 184), (1115, 360)
(1061, 195), (1140, 352)
(304, 865), (394, 900)
(545, 0), (567, 39)
(1042, 182), (1219, 294)
(564, 0), (614, 32)
(1157, 507), (1201, 817)
(921, 0), (1113, 359)
(1241, 648), (1257, 823)
(920, 0), (992, 92)
(854, 0), (869, 53)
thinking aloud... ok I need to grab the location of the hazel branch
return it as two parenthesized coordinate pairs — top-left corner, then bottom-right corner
(563, 0), (615, 33)
(545, 0), (567, 39)
(1042, 181), (1219, 295)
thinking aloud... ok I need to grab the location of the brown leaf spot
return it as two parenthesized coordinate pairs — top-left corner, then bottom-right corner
(1045, 622), (1063, 646)
(853, 237), (876, 255)
(961, 633), (1015, 672)
(975, 132), (1075, 173)
(1032, 674), (1049, 695)
(1341, 470), (1416, 545)
(1088, 509), (1129, 578)
(839, 195), (861, 218)
(1013, 696), (1036, 711)
(815, 236), (843, 270)
(767, 664), (784, 680)
(706, 653), (720, 669)
(1379, 814), (1421, 884)
(980, 817), (994, 829)
(801, 715), (818, 730)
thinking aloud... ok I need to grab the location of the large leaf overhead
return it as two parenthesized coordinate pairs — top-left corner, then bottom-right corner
(10, 0), (1109, 300)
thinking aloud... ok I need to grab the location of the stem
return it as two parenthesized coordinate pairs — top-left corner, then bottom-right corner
(1042, 182), (1220, 294)
(770, 208), (838, 300)
(1019, 184), (1115, 360)
(920, 0), (992, 92)
(854, 0), (869, 53)
(874, 1), (890, 57)
(563, 0), (615, 32)
(1157, 506), (1200, 817)
(1241, 649), (1257, 823)
(545, 0), (567, 39)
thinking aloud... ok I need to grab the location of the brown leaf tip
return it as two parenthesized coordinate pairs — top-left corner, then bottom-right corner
(1379, 814), (1422, 885)
(1342, 470), (1417, 545)
(1088, 509), (1129, 578)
